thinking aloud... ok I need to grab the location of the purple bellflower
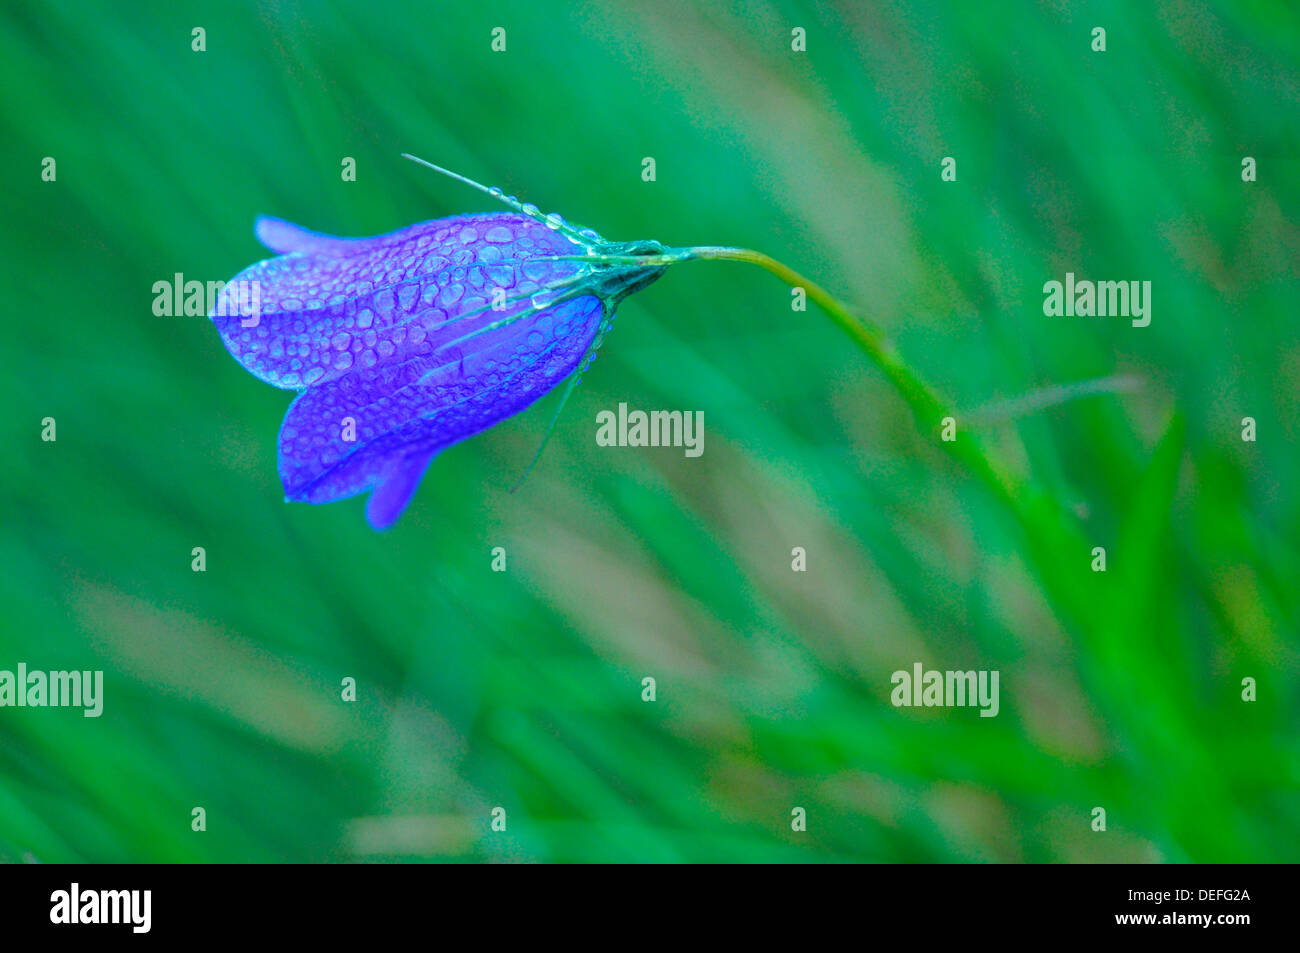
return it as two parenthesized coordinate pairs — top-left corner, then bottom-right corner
(211, 157), (670, 530)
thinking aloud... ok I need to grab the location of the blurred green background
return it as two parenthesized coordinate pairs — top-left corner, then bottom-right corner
(2, 0), (1297, 863)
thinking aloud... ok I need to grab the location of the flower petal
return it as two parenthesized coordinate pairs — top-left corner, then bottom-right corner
(365, 447), (439, 530)
(210, 212), (583, 389)
(277, 294), (604, 510)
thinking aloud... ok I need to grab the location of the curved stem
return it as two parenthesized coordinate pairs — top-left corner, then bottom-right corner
(677, 245), (1027, 511)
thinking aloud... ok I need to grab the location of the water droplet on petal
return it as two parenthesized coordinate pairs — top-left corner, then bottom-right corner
(397, 283), (418, 311)
(485, 225), (514, 243)
(331, 332), (351, 350)
(334, 351), (354, 371)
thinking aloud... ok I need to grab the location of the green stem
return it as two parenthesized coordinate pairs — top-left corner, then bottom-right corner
(675, 247), (1119, 722)
(679, 246), (1028, 512)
